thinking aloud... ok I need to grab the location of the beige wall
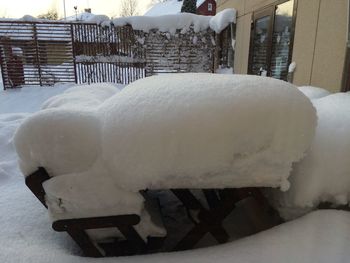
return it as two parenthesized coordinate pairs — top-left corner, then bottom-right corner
(217, 0), (348, 92)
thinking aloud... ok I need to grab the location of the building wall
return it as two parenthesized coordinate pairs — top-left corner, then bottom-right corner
(197, 0), (217, 16)
(217, 0), (348, 92)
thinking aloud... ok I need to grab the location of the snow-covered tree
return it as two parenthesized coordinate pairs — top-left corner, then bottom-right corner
(181, 0), (197, 14)
(120, 0), (138, 17)
(37, 9), (58, 20)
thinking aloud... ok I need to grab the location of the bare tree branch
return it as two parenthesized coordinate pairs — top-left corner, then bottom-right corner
(120, 0), (138, 17)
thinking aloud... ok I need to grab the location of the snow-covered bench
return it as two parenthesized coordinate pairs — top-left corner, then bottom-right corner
(14, 74), (317, 256)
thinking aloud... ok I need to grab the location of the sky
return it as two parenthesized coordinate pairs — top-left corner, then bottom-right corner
(0, 0), (154, 19)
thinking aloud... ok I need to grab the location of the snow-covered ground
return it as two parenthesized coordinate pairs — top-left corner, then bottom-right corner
(1, 81), (350, 262)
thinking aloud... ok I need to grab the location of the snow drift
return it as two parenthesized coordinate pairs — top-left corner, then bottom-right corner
(271, 92), (350, 219)
(298, 86), (331, 100)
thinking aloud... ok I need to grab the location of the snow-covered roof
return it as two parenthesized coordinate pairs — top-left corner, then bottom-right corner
(145, 0), (206, 16)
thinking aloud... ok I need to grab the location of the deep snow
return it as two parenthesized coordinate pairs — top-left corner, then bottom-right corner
(1, 80), (350, 263)
(271, 92), (350, 219)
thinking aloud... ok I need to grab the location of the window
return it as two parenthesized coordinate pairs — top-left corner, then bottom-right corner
(248, 0), (296, 81)
(208, 3), (213, 11)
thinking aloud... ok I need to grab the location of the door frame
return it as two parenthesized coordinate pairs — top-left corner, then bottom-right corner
(248, 0), (298, 78)
(248, 6), (275, 76)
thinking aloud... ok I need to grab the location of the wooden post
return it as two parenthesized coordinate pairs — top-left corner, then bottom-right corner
(70, 24), (78, 84)
(32, 23), (42, 86)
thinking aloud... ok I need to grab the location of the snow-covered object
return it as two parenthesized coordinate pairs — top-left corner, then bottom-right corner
(84, 14), (109, 24)
(15, 108), (101, 176)
(298, 86), (331, 100)
(144, 0), (206, 16)
(288, 61), (296, 73)
(20, 15), (39, 21)
(12, 83), (165, 241)
(14, 75), (316, 241)
(109, 13), (211, 35)
(43, 165), (166, 240)
(271, 93), (350, 219)
(41, 83), (120, 110)
(15, 74), (316, 190)
(215, 67), (233, 74)
(209, 9), (236, 33)
(104, 9), (236, 34)
(15, 83), (121, 175)
(99, 74), (316, 191)
(64, 12), (109, 22)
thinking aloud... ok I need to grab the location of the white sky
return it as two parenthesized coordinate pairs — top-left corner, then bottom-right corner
(0, 0), (154, 19)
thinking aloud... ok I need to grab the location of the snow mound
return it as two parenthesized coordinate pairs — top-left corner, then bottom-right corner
(109, 13), (211, 35)
(0, 113), (28, 180)
(14, 109), (101, 176)
(41, 83), (120, 110)
(84, 14), (109, 24)
(216, 67), (233, 74)
(99, 73), (316, 191)
(64, 12), (109, 22)
(104, 9), (236, 34)
(14, 74), (316, 240)
(271, 93), (350, 219)
(15, 74), (316, 189)
(298, 86), (331, 100)
(209, 9), (236, 33)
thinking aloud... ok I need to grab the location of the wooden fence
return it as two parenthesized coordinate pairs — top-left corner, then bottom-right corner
(0, 20), (229, 89)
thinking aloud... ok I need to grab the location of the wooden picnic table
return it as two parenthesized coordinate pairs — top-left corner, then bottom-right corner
(26, 167), (280, 257)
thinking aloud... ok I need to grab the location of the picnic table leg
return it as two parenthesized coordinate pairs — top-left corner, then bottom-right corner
(25, 167), (50, 208)
(203, 189), (220, 209)
(116, 225), (147, 254)
(173, 220), (211, 251)
(171, 189), (233, 250)
(66, 228), (103, 257)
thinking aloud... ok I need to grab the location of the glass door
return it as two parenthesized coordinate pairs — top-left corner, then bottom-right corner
(249, 0), (295, 80)
(249, 7), (275, 76)
(270, 0), (295, 80)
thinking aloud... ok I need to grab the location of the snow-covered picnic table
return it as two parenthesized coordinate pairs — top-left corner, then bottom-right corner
(13, 73), (317, 256)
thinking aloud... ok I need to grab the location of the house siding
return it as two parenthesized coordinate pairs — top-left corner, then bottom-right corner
(197, 0), (217, 16)
(217, 0), (348, 92)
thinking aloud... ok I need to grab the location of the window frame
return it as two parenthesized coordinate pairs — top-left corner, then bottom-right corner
(208, 3), (213, 11)
(248, 0), (298, 79)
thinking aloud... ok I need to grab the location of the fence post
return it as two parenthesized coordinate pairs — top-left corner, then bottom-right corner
(70, 23), (78, 84)
(0, 45), (7, 90)
(32, 23), (42, 86)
